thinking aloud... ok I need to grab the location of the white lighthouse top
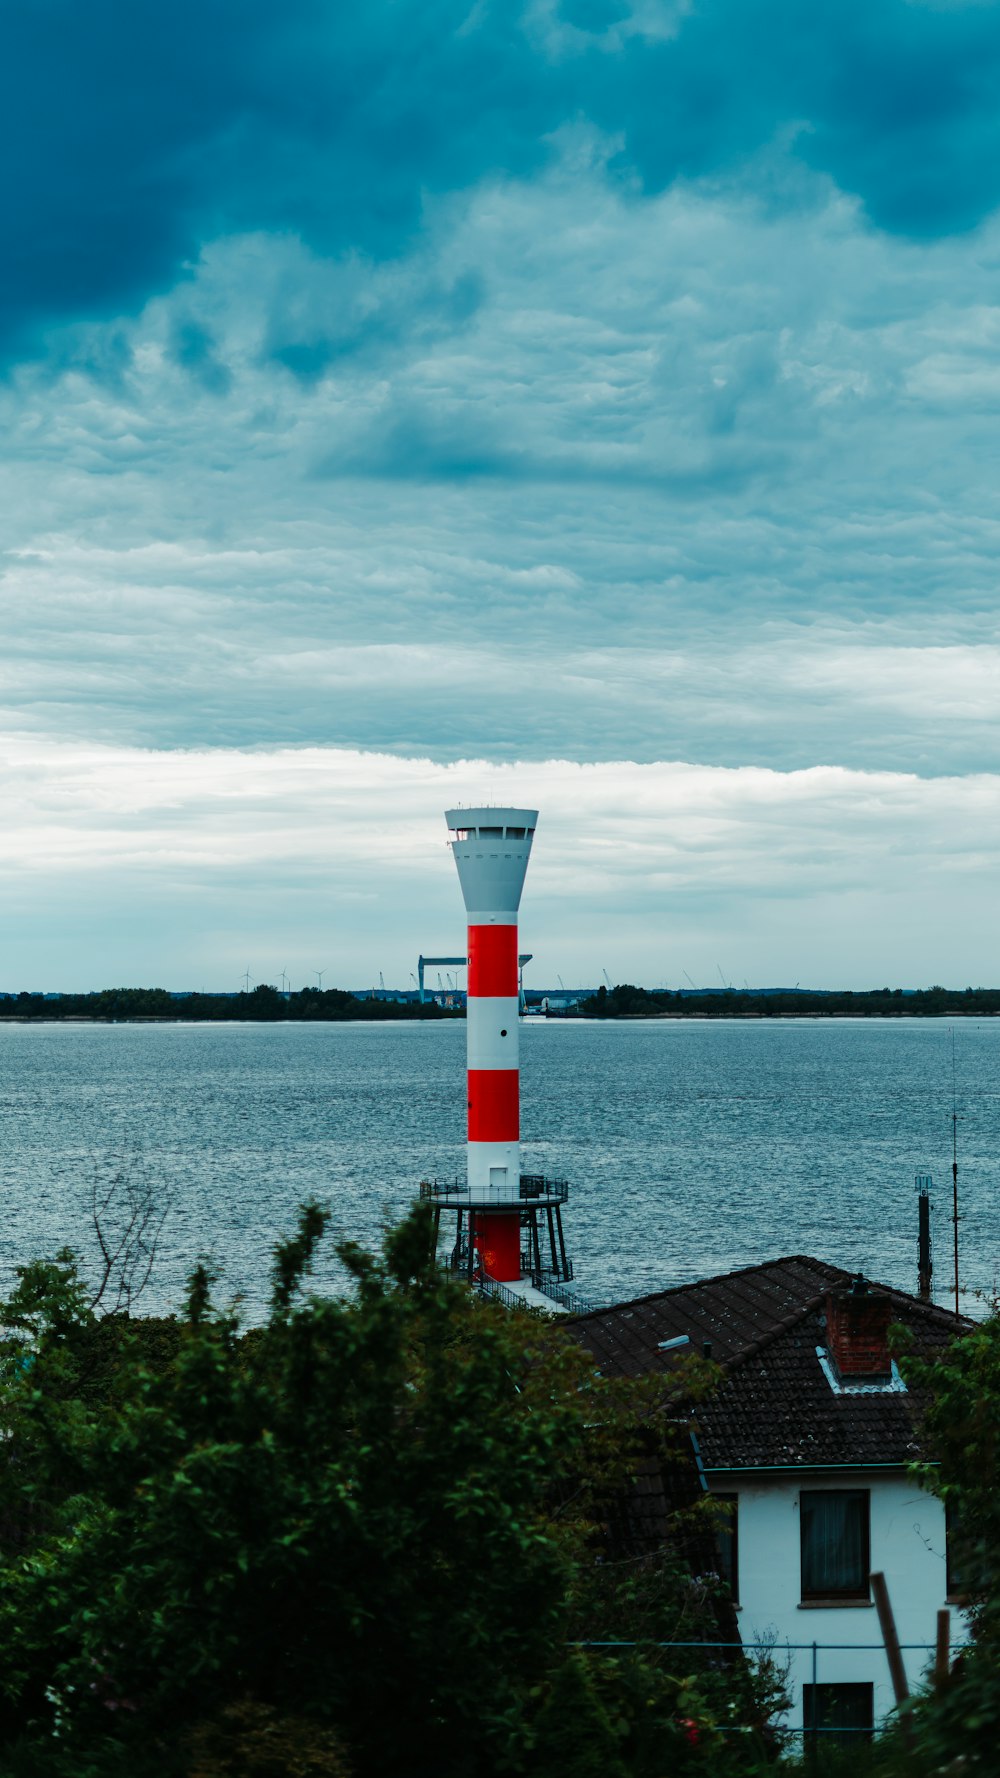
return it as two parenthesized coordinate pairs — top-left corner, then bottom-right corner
(445, 807), (538, 919)
(445, 808), (538, 833)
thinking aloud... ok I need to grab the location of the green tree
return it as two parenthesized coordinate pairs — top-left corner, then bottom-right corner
(578, 983), (664, 1017)
(898, 1313), (1000, 1771)
(0, 1206), (761, 1778)
(531, 1654), (628, 1778)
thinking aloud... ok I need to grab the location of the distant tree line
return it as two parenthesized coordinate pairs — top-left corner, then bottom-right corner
(578, 983), (1000, 1019)
(0, 986), (459, 1022)
(8, 982), (1000, 1024)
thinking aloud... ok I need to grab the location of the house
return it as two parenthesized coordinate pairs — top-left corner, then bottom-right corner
(567, 1256), (972, 1744)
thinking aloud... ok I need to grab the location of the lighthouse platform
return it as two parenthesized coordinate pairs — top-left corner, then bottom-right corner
(420, 1172), (575, 1300)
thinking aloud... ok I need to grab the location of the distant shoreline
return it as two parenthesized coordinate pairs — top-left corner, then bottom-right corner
(570, 983), (1000, 1022)
(2, 983), (999, 1024)
(0, 1010), (996, 1026)
(0, 986), (462, 1024)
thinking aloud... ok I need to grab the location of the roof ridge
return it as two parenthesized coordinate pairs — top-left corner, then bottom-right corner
(881, 1286), (976, 1330)
(717, 1282), (975, 1372)
(567, 1254), (850, 1324)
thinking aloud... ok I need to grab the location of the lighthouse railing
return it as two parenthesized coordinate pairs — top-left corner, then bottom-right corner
(419, 1174), (569, 1206)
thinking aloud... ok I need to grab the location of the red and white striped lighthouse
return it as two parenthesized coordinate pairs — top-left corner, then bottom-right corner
(445, 806), (536, 1281)
(422, 806), (573, 1302)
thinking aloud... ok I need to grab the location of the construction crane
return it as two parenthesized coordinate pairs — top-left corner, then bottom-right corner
(417, 955), (467, 1004)
(416, 951), (532, 1005)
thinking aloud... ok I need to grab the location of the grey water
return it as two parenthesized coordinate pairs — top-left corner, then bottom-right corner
(0, 1018), (996, 1318)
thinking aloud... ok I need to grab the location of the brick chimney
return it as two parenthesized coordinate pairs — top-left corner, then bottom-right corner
(826, 1276), (892, 1381)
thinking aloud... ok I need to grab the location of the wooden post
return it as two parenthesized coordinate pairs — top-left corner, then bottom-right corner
(871, 1571), (909, 1704)
(935, 1608), (951, 1689)
(871, 1570), (913, 1746)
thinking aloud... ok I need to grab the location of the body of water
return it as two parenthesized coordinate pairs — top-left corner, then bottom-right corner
(0, 1018), (995, 1317)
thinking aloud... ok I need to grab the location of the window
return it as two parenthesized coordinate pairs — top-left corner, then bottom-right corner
(506, 826), (526, 838)
(479, 826), (503, 837)
(800, 1490), (870, 1600)
(803, 1683), (873, 1746)
(715, 1494), (738, 1604)
(945, 1498), (978, 1601)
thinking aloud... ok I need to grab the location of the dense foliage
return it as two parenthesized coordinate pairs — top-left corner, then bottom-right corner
(578, 983), (1000, 1019)
(893, 1312), (1000, 1771)
(7, 982), (1000, 1023)
(578, 984), (666, 1017)
(0, 1207), (776, 1777)
(0, 985), (458, 1022)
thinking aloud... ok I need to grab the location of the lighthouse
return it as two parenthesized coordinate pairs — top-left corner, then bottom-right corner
(449, 805), (534, 1207)
(421, 807), (574, 1305)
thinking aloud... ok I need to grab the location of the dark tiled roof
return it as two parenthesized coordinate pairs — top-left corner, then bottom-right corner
(566, 1257), (970, 1471)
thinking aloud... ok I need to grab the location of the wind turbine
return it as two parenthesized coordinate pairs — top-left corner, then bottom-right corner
(315, 969), (326, 990)
(242, 967), (251, 994)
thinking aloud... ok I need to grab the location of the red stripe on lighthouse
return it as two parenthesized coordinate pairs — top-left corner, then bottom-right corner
(467, 1069), (519, 1141)
(467, 924), (519, 997)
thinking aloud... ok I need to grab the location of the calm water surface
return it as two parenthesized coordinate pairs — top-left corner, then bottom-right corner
(0, 1018), (995, 1316)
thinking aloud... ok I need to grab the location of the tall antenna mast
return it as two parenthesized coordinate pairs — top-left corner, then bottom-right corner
(916, 1174), (932, 1302)
(951, 1027), (960, 1320)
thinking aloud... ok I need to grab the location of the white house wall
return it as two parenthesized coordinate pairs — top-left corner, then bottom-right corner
(707, 1469), (969, 1735)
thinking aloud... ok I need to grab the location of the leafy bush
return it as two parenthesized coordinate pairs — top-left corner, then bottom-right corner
(0, 1205), (771, 1776)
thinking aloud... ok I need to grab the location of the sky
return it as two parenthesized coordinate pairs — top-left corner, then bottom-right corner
(3, 0), (1000, 990)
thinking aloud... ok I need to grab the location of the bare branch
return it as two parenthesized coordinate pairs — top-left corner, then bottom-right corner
(88, 1144), (175, 1314)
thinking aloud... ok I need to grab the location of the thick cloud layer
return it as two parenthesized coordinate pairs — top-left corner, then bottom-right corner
(5, 0), (1000, 357)
(3, 158), (1000, 777)
(2, 3), (999, 984)
(2, 738), (997, 990)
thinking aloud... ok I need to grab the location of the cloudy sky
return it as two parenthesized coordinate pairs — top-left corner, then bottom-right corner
(3, 0), (1000, 989)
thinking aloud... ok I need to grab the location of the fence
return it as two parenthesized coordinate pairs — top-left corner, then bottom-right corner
(570, 1633), (967, 1739)
(474, 1271), (596, 1317)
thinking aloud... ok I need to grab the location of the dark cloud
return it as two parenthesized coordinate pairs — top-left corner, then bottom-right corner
(0, 0), (561, 358)
(3, 1), (1000, 363)
(594, 2), (1000, 239)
